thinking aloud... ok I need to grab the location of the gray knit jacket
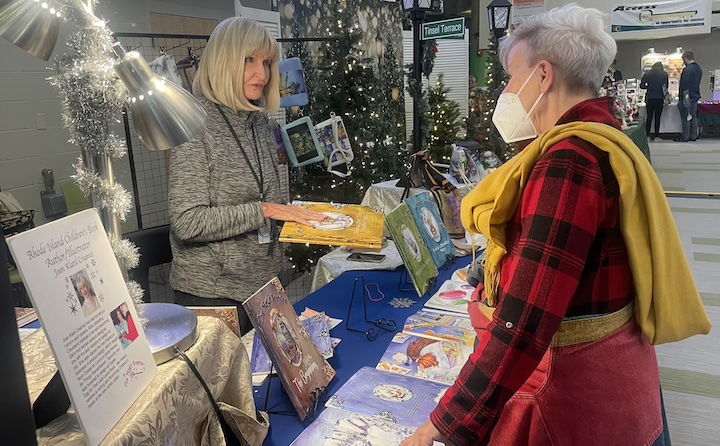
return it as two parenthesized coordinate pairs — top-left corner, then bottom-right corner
(168, 98), (289, 302)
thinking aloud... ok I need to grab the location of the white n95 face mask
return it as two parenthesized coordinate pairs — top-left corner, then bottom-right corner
(492, 66), (544, 144)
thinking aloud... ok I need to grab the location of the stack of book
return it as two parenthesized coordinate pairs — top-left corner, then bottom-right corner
(291, 307), (476, 444)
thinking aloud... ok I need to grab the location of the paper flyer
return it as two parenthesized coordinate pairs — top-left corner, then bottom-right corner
(7, 209), (157, 446)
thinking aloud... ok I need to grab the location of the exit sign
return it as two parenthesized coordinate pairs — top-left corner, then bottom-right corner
(422, 18), (465, 40)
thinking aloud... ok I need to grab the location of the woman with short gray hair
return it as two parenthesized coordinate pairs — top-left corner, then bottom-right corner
(403, 4), (708, 446)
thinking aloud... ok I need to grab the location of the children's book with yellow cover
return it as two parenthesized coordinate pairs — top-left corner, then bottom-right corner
(279, 202), (385, 250)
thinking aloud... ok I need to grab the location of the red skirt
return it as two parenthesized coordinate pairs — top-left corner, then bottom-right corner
(469, 304), (663, 446)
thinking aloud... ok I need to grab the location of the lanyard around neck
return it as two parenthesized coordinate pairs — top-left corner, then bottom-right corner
(215, 104), (265, 200)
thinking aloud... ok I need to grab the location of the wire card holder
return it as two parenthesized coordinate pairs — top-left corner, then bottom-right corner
(261, 364), (326, 419)
(345, 276), (397, 341)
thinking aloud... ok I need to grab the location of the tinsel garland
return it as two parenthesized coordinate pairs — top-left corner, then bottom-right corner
(47, 0), (144, 312)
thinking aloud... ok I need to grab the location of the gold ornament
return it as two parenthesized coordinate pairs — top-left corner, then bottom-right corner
(391, 87), (400, 101)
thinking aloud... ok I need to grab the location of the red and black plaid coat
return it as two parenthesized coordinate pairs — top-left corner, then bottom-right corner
(431, 97), (635, 445)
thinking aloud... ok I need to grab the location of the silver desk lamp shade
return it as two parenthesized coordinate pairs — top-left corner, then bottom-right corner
(0, 0), (60, 61)
(113, 44), (207, 151)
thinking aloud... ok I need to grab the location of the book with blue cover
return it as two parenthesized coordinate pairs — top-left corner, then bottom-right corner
(376, 333), (473, 386)
(290, 407), (419, 445)
(403, 308), (475, 347)
(405, 192), (454, 269)
(325, 367), (448, 428)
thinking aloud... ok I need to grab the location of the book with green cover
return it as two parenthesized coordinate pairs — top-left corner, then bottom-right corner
(386, 204), (439, 296)
(405, 192), (454, 269)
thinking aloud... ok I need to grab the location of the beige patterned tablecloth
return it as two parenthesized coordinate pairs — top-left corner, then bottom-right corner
(22, 316), (269, 446)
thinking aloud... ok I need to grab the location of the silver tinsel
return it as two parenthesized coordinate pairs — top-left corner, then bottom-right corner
(72, 160), (132, 221)
(111, 238), (141, 270)
(126, 280), (146, 322)
(49, 0), (143, 318)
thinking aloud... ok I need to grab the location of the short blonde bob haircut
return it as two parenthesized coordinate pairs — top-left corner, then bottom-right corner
(193, 17), (280, 112)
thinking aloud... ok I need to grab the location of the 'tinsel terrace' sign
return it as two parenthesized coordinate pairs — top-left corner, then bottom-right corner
(422, 18), (465, 40)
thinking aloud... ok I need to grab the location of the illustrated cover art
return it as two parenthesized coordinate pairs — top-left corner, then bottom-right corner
(376, 333), (472, 386)
(290, 407), (418, 446)
(424, 279), (475, 314)
(280, 202), (385, 250)
(243, 277), (336, 420)
(405, 193), (454, 269)
(279, 57), (309, 108)
(325, 367), (448, 428)
(403, 309), (475, 346)
(386, 204), (439, 296)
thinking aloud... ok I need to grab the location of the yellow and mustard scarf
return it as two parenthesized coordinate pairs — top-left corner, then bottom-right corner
(462, 121), (711, 345)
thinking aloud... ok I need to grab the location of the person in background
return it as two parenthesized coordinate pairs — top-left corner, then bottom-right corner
(640, 62), (669, 141)
(402, 4), (710, 446)
(168, 17), (325, 334)
(611, 59), (623, 82)
(676, 50), (702, 142)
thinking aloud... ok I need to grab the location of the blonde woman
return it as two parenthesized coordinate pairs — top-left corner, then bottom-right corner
(72, 271), (100, 317)
(169, 17), (324, 333)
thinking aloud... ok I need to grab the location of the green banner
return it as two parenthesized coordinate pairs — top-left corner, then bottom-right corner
(422, 18), (465, 40)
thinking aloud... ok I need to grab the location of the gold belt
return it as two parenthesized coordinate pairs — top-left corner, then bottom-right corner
(552, 303), (634, 347)
(475, 302), (634, 348)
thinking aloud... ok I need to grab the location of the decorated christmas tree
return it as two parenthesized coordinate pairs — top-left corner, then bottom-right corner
(426, 75), (463, 162)
(284, 6), (406, 272)
(474, 37), (516, 160)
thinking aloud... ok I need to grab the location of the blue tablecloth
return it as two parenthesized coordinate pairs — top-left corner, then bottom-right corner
(255, 257), (472, 446)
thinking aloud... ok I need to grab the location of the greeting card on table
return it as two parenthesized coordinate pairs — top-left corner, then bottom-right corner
(280, 202), (385, 250)
(326, 367), (448, 428)
(243, 277), (336, 420)
(6, 209), (157, 446)
(424, 279), (475, 315)
(405, 192), (454, 269)
(290, 407), (419, 446)
(386, 203), (439, 296)
(376, 333), (472, 386)
(403, 308), (475, 346)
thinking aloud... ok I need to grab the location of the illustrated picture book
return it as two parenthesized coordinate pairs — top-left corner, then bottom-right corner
(405, 192), (454, 269)
(376, 333), (473, 386)
(280, 202), (385, 250)
(424, 278), (476, 315)
(243, 277), (336, 420)
(15, 307), (38, 328)
(386, 203), (439, 296)
(290, 407), (421, 446)
(403, 308), (475, 346)
(6, 209), (157, 446)
(325, 366), (448, 428)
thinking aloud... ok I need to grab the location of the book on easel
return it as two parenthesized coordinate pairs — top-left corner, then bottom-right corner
(405, 192), (454, 269)
(242, 277), (336, 420)
(279, 201), (385, 250)
(386, 203), (439, 296)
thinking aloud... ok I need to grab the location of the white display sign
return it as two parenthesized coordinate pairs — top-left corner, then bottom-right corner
(610, 0), (712, 40)
(7, 209), (157, 446)
(512, 0), (545, 26)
